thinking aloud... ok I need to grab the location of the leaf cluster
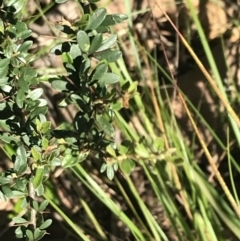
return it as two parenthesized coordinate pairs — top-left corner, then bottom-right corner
(0, 0), (133, 239)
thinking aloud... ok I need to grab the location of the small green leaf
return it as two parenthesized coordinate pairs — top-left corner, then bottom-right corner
(77, 30), (90, 53)
(16, 22), (32, 39)
(96, 115), (114, 136)
(16, 90), (25, 108)
(90, 63), (108, 82)
(38, 98), (48, 107)
(111, 102), (123, 111)
(15, 226), (24, 239)
(51, 157), (62, 166)
(13, 197), (24, 215)
(154, 137), (165, 151)
(13, 217), (28, 224)
(21, 198), (28, 209)
(31, 146), (41, 161)
(33, 200), (39, 211)
(106, 166), (114, 180)
(100, 163), (107, 173)
(85, 8), (107, 31)
(0, 58), (10, 68)
(51, 79), (70, 92)
(39, 219), (52, 230)
(34, 228), (46, 241)
(96, 25), (109, 33)
(101, 14), (128, 26)
(119, 144), (129, 155)
(12, 190), (26, 198)
(16, 178), (26, 191)
(89, 34), (103, 54)
(0, 58), (10, 78)
(113, 163), (118, 171)
(36, 118), (42, 132)
(30, 106), (48, 119)
(99, 72), (120, 86)
(106, 145), (116, 157)
(39, 200), (49, 211)
(0, 176), (10, 185)
(120, 159), (135, 176)
(128, 81), (138, 93)
(17, 41), (33, 52)
(62, 151), (88, 168)
(1, 83), (12, 92)
(21, 134), (31, 146)
(41, 121), (51, 134)
(36, 184), (44, 196)
(2, 185), (13, 198)
(134, 144), (150, 158)
(69, 44), (82, 59)
(27, 88), (43, 100)
(14, 146), (28, 174)
(0, 77), (8, 86)
(62, 52), (73, 63)
(42, 137), (49, 149)
(1, 85), (12, 93)
(94, 50), (122, 62)
(33, 168), (44, 189)
(0, 133), (17, 144)
(26, 230), (34, 241)
(97, 34), (117, 52)
(78, 150), (89, 162)
(39, 114), (47, 122)
(62, 154), (76, 167)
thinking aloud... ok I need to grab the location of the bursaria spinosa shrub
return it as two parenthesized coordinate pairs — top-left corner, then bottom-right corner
(0, 0), (133, 240)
